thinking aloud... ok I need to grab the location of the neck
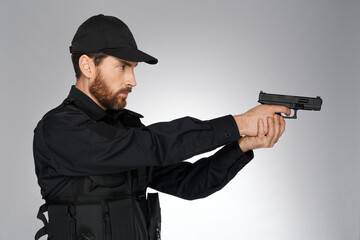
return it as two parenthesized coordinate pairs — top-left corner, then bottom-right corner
(75, 77), (107, 110)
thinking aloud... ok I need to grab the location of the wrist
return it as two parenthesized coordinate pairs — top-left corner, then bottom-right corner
(234, 114), (247, 136)
(238, 138), (250, 153)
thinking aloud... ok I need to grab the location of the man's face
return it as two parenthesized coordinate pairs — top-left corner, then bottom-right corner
(89, 56), (138, 110)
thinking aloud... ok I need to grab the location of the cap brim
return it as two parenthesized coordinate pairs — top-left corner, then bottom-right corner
(103, 48), (158, 64)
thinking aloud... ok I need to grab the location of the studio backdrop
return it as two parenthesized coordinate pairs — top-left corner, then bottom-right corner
(0, 0), (359, 240)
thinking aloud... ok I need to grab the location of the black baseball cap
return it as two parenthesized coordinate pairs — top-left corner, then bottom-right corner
(70, 14), (158, 64)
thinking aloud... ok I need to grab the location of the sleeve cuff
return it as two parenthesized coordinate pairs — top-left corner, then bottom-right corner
(209, 115), (241, 146)
(217, 141), (254, 168)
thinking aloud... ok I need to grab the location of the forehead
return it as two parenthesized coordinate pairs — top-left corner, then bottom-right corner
(104, 55), (138, 67)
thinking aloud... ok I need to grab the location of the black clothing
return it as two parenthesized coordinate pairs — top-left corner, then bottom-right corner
(34, 85), (253, 200)
(33, 85), (254, 239)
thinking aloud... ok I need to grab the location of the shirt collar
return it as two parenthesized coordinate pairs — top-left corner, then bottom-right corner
(67, 85), (107, 121)
(66, 85), (143, 121)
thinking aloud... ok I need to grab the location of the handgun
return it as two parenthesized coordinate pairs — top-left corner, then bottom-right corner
(258, 91), (323, 119)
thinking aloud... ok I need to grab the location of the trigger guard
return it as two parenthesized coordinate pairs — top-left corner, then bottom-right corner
(278, 109), (297, 119)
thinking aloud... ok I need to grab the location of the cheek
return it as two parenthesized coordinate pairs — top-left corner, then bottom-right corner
(105, 71), (125, 89)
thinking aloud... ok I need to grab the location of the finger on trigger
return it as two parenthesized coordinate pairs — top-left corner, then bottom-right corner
(284, 107), (291, 116)
(273, 105), (291, 116)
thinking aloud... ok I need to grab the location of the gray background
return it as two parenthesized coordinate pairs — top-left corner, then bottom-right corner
(0, 0), (359, 239)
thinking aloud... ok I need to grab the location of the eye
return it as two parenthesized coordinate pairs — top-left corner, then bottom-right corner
(119, 65), (125, 70)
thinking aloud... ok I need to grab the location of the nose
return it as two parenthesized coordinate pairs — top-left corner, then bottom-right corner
(125, 70), (137, 88)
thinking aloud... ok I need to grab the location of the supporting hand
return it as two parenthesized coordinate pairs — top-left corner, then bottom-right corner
(238, 114), (286, 152)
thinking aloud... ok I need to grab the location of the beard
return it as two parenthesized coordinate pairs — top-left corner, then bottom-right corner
(89, 71), (131, 111)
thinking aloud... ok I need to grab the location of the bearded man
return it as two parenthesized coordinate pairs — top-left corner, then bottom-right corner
(33, 14), (290, 240)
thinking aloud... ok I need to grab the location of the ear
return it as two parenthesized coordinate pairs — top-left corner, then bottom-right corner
(79, 54), (95, 79)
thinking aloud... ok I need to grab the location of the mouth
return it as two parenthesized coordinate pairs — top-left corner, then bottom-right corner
(118, 88), (132, 98)
(119, 92), (128, 98)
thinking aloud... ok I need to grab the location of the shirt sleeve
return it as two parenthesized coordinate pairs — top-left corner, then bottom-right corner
(148, 141), (254, 200)
(37, 110), (241, 176)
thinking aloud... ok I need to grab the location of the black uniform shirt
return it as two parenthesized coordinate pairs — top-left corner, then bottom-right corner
(33, 86), (254, 200)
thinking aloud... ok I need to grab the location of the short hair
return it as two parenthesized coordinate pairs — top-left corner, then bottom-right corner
(71, 53), (108, 79)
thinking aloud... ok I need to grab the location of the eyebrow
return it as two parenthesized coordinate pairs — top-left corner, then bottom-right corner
(121, 60), (138, 68)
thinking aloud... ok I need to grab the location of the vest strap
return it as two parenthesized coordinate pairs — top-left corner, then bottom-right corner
(35, 203), (48, 240)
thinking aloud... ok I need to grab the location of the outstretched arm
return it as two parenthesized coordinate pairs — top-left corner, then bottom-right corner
(148, 112), (287, 200)
(148, 141), (253, 200)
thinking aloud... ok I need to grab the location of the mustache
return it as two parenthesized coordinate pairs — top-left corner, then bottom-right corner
(115, 87), (132, 95)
